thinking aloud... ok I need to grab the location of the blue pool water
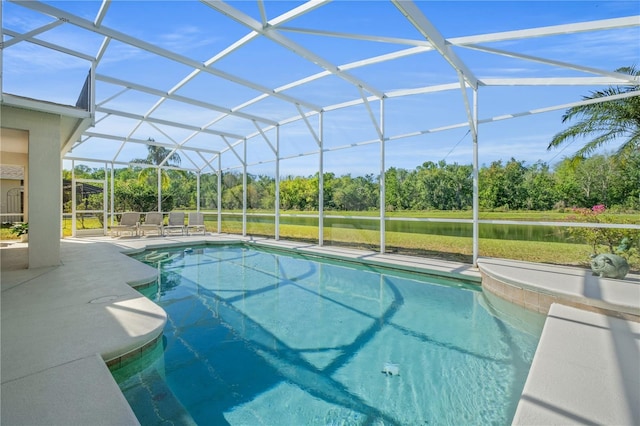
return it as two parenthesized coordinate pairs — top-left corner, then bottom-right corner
(114, 244), (542, 425)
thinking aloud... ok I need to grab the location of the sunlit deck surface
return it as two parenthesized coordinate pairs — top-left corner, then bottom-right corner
(1, 235), (638, 425)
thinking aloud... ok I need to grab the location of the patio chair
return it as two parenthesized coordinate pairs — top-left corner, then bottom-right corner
(164, 212), (186, 236)
(186, 212), (206, 235)
(110, 212), (140, 237)
(139, 212), (164, 236)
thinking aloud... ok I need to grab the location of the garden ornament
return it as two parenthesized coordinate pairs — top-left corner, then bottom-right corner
(590, 253), (629, 279)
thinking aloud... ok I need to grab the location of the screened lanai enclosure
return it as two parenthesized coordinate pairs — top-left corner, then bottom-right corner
(2, 0), (639, 266)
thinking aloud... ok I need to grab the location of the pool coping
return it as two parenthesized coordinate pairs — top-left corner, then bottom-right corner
(117, 236), (483, 285)
(477, 257), (640, 321)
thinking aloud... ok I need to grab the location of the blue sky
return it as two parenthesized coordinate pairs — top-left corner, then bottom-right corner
(2, 1), (639, 176)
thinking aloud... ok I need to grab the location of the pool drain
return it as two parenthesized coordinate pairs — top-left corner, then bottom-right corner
(89, 295), (120, 304)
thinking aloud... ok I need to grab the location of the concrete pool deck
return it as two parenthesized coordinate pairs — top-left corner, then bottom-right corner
(1, 238), (166, 425)
(1, 234), (639, 425)
(513, 303), (640, 425)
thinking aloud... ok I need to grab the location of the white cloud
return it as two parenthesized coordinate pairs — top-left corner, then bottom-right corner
(518, 28), (640, 67)
(3, 43), (88, 72)
(153, 25), (221, 54)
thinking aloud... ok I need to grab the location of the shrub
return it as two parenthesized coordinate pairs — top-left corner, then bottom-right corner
(568, 205), (639, 269)
(10, 222), (28, 236)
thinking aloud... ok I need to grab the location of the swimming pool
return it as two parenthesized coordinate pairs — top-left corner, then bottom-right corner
(114, 244), (542, 425)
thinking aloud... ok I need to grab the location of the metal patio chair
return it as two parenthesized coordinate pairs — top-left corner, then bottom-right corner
(186, 212), (205, 235)
(139, 212), (164, 236)
(110, 212), (140, 237)
(165, 212), (186, 236)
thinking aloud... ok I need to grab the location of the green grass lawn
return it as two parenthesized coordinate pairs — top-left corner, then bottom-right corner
(3, 210), (637, 272)
(228, 211), (639, 271)
(225, 220), (615, 268)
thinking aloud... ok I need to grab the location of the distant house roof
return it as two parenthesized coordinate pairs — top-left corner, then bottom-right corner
(62, 180), (103, 196)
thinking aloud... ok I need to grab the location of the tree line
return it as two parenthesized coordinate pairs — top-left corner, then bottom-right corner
(66, 67), (639, 214)
(66, 151), (639, 214)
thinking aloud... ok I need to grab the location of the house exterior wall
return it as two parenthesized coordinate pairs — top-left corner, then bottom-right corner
(2, 105), (61, 268)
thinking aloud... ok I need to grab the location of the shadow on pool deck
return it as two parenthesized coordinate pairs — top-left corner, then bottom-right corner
(1, 234), (638, 425)
(0, 241), (28, 271)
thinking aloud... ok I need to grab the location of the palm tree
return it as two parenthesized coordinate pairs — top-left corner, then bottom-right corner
(132, 139), (182, 190)
(547, 66), (640, 162)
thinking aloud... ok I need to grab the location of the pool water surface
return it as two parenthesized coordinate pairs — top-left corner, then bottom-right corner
(114, 244), (542, 425)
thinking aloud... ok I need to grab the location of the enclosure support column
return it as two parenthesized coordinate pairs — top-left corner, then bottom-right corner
(196, 172), (201, 211)
(472, 89), (479, 267)
(89, 61), (96, 124)
(379, 99), (386, 254)
(275, 125), (281, 240)
(60, 158), (64, 238)
(71, 160), (76, 238)
(318, 112), (324, 246)
(242, 138), (247, 237)
(110, 164), (115, 225)
(157, 167), (162, 212)
(217, 155), (222, 233)
(103, 162), (108, 236)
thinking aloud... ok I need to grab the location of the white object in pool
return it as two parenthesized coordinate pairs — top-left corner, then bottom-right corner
(382, 362), (400, 376)
(144, 251), (159, 260)
(159, 253), (180, 263)
(145, 251), (170, 261)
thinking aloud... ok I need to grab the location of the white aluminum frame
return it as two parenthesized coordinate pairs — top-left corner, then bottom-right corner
(3, 0), (639, 265)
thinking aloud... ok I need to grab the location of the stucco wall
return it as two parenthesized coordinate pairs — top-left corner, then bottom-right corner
(2, 105), (61, 268)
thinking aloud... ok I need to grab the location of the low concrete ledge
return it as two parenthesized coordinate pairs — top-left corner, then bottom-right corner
(253, 239), (482, 284)
(478, 257), (640, 320)
(513, 303), (640, 425)
(117, 235), (482, 285)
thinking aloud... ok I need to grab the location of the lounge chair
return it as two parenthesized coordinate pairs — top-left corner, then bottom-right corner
(139, 212), (164, 236)
(110, 212), (140, 237)
(186, 212), (206, 235)
(164, 212), (185, 236)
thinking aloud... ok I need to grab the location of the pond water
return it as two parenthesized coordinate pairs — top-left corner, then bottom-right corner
(224, 214), (573, 243)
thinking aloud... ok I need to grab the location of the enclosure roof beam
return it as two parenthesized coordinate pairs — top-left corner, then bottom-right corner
(277, 25), (433, 47)
(392, 0), (478, 89)
(295, 104), (321, 147)
(2, 28), (95, 62)
(96, 107), (245, 140)
(252, 121), (277, 155)
(481, 90), (640, 123)
(220, 136), (245, 166)
(95, 74), (278, 126)
(272, 45), (433, 97)
(449, 15), (639, 45)
(1, 19), (64, 49)
(196, 151), (219, 174)
(93, 0), (111, 27)
(480, 77), (640, 86)
(358, 87), (383, 140)
(462, 44), (640, 84)
(82, 131), (221, 155)
(201, 0), (385, 99)
(12, 0), (322, 112)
